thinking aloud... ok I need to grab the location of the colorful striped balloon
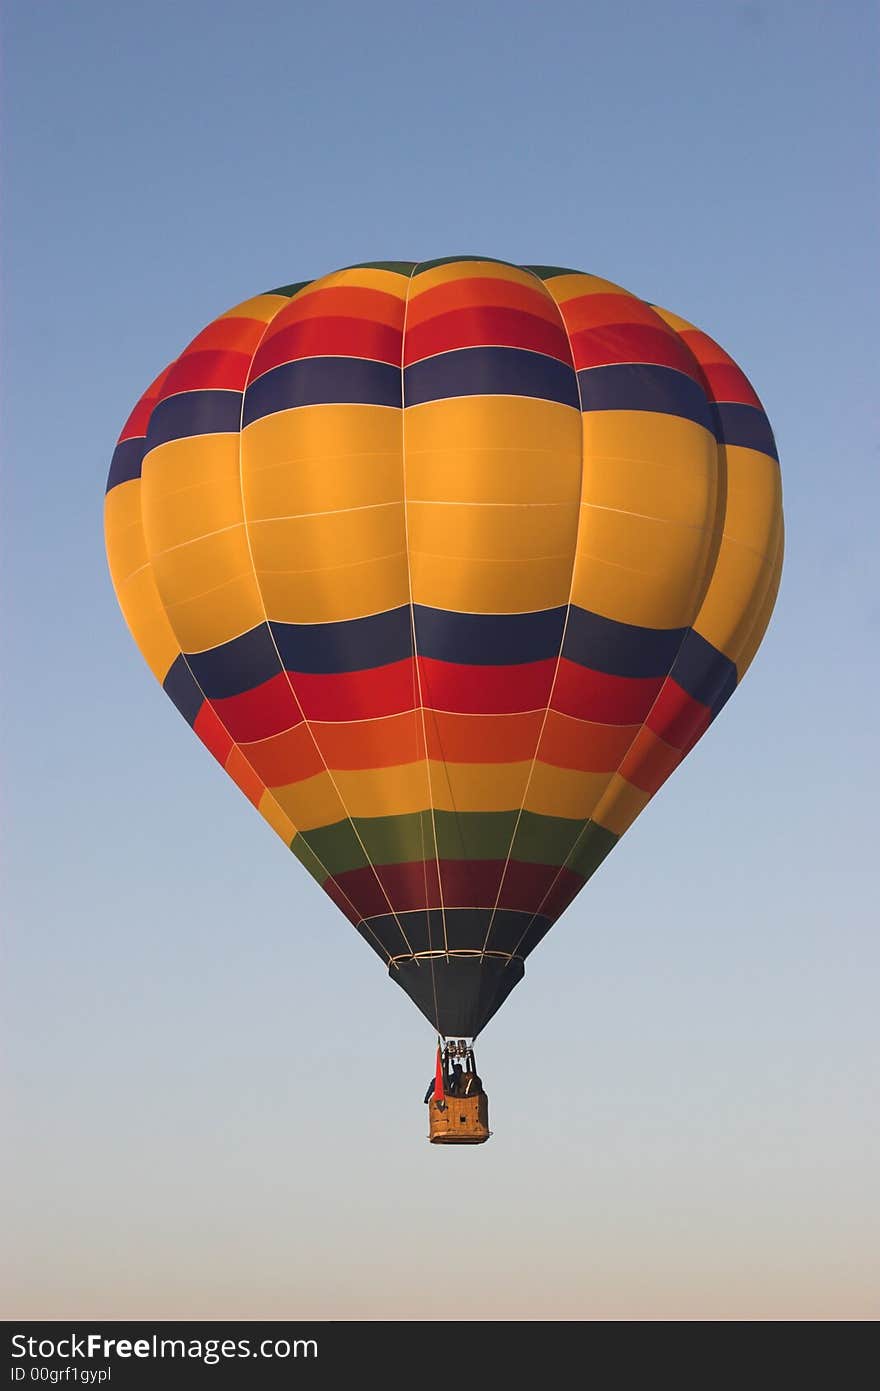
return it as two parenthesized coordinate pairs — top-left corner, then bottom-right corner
(104, 257), (783, 1039)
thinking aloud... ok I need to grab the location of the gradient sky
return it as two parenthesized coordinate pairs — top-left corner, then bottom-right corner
(3, 0), (877, 1321)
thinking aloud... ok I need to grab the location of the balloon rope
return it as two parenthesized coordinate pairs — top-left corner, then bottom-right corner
(479, 266), (587, 959)
(233, 287), (416, 956)
(401, 260), (444, 1030)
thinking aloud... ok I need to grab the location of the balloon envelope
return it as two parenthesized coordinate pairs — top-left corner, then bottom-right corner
(104, 258), (783, 1038)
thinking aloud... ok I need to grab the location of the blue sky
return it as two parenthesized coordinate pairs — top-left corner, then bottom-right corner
(3, 0), (878, 1319)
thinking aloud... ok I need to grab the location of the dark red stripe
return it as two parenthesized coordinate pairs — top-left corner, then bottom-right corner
(331, 858), (585, 919)
(403, 307), (572, 367)
(250, 317), (402, 378)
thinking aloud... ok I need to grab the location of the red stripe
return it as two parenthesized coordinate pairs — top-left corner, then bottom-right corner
(160, 349), (253, 395)
(403, 307), (572, 366)
(193, 702), (234, 764)
(568, 323), (701, 378)
(291, 662), (416, 722)
(210, 674), (304, 743)
(678, 330), (763, 408)
(418, 657), (556, 715)
(184, 316), (270, 356)
(118, 366), (174, 442)
(644, 679), (711, 750)
(553, 661), (664, 724)
(250, 317), (402, 379)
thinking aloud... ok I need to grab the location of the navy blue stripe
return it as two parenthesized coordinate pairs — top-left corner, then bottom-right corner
(273, 607), (412, 674)
(577, 363), (713, 432)
(361, 909), (551, 958)
(146, 391), (242, 450)
(563, 607), (686, 679)
(186, 624), (279, 699)
(177, 606), (738, 702)
(414, 605), (566, 666)
(404, 346), (580, 409)
(162, 654), (205, 726)
(671, 628), (738, 716)
(243, 357), (401, 425)
(106, 437), (145, 492)
(715, 402), (778, 460)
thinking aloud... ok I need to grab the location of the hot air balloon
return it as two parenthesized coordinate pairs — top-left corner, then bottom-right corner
(104, 257), (783, 1144)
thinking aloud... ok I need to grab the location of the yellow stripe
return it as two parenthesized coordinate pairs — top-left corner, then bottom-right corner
(571, 410), (719, 629)
(408, 260), (541, 297)
(293, 266), (411, 300)
(245, 451), (404, 520)
(650, 305), (696, 334)
(258, 790), (297, 844)
(272, 769), (366, 832)
(737, 524), (784, 677)
(161, 570), (265, 653)
(430, 760), (532, 814)
(542, 272), (637, 304)
(242, 404), (402, 472)
(410, 552), (574, 614)
(248, 502), (406, 572)
(580, 411), (718, 525)
(404, 397), (581, 505)
(525, 763), (613, 820)
(112, 566), (181, 680)
(405, 395), (580, 614)
(219, 292), (294, 323)
(105, 502), (148, 586)
(256, 554), (410, 624)
(141, 433), (241, 499)
(718, 443), (782, 556)
(590, 774), (652, 837)
(408, 500), (577, 563)
(692, 441), (783, 662)
(141, 438), (245, 553)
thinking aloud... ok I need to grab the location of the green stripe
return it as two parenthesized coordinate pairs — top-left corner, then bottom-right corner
(289, 832), (331, 885)
(344, 260), (418, 276)
(263, 280), (313, 298)
(522, 264), (585, 280)
(297, 810), (618, 880)
(412, 254), (515, 275)
(568, 822), (617, 879)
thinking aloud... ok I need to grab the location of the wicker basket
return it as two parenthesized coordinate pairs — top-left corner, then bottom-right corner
(428, 1091), (490, 1144)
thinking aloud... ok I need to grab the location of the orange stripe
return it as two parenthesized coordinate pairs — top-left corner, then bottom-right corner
(182, 315), (271, 356)
(617, 725), (683, 795)
(240, 723), (324, 787)
(312, 711), (424, 770)
(262, 286), (406, 332)
(426, 710), (544, 763)
(406, 275), (560, 329)
(224, 746), (266, 808)
(539, 710), (637, 773)
(555, 292), (664, 333)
